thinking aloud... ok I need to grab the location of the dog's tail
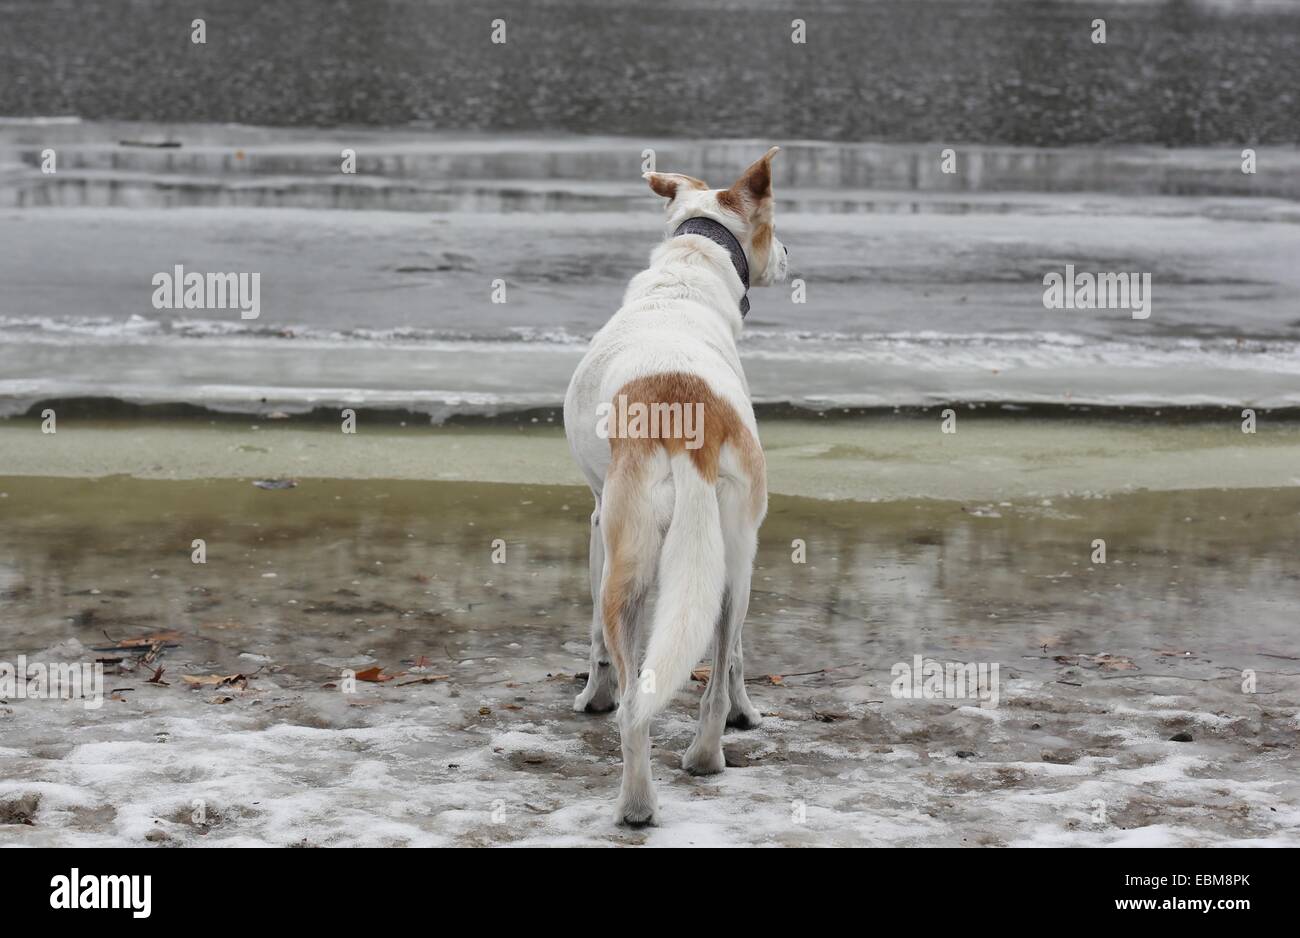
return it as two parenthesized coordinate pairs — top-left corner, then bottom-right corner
(622, 450), (725, 730)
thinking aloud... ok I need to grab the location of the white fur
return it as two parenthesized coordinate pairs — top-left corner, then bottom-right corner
(563, 162), (783, 826)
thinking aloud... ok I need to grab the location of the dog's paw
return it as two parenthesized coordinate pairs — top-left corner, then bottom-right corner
(616, 791), (658, 828)
(681, 741), (726, 776)
(573, 687), (618, 713)
(726, 701), (763, 730)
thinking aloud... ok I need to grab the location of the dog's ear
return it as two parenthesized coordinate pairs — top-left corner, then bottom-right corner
(644, 172), (708, 201)
(722, 146), (780, 213)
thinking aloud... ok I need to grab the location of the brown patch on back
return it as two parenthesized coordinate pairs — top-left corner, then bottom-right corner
(606, 372), (765, 510)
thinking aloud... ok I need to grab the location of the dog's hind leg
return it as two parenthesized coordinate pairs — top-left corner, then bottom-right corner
(611, 586), (654, 825)
(575, 497), (619, 713)
(601, 458), (666, 826)
(682, 475), (758, 773)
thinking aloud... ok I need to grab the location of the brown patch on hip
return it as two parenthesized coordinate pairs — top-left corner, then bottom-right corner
(606, 372), (764, 511)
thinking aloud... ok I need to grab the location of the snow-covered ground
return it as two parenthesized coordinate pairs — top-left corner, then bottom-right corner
(4, 637), (1297, 847)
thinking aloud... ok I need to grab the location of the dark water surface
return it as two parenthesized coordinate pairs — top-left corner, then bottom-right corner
(3, 475), (1297, 678)
(4, 0), (1299, 145)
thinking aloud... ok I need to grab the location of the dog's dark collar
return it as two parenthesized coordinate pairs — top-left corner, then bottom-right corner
(672, 217), (749, 318)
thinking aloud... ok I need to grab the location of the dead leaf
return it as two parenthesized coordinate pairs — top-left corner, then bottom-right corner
(141, 640), (168, 667)
(691, 666), (712, 682)
(1086, 654), (1136, 671)
(1053, 654), (1137, 672)
(354, 666), (393, 683)
(181, 673), (246, 689)
(396, 674), (449, 686)
(766, 674), (785, 686)
(812, 709), (849, 723)
(209, 695), (235, 704)
(113, 630), (182, 648)
(478, 706), (492, 716)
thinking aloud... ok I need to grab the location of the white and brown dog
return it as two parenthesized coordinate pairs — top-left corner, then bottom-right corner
(563, 148), (788, 825)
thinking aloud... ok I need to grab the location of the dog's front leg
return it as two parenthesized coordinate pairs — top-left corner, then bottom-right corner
(612, 585), (657, 826)
(574, 499), (619, 712)
(726, 632), (763, 730)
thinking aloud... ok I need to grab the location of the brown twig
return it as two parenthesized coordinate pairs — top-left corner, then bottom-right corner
(744, 666), (846, 684)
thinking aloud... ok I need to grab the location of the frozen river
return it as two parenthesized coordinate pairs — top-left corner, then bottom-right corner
(2, 122), (1299, 419)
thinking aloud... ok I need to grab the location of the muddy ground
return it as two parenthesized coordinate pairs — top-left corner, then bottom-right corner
(1, 473), (1296, 846)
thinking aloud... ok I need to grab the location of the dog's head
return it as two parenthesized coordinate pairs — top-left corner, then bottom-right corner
(643, 147), (788, 287)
